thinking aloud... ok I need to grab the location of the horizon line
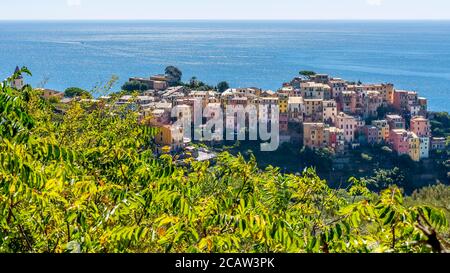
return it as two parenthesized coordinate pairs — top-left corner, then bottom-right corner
(2, 18), (450, 22)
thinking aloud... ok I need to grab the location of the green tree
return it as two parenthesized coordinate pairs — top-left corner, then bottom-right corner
(299, 70), (316, 79)
(363, 168), (406, 189)
(1, 67), (449, 254)
(217, 81), (230, 93)
(64, 87), (92, 98)
(165, 66), (183, 86)
(187, 76), (214, 90)
(376, 105), (397, 119)
(430, 112), (450, 137)
(121, 81), (149, 92)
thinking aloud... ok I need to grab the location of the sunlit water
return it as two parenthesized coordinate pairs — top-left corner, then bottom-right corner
(1, 20), (449, 111)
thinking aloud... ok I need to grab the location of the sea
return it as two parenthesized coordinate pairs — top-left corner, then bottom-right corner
(0, 20), (449, 111)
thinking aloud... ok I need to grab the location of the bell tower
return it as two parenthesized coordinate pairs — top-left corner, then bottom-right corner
(12, 66), (24, 89)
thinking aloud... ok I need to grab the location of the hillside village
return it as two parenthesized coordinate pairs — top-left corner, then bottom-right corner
(18, 66), (448, 164)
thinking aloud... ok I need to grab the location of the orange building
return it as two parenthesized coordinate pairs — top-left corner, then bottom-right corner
(303, 123), (325, 149)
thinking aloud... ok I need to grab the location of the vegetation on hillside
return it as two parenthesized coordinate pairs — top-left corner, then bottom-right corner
(64, 87), (92, 99)
(121, 81), (150, 92)
(1, 68), (449, 253)
(431, 112), (450, 138)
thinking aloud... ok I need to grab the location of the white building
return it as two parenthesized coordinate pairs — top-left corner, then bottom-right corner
(419, 137), (430, 159)
(335, 112), (359, 143)
(323, 100), (337, 125)
(300, 82), (331, 100)
(288, 97), (304, 123)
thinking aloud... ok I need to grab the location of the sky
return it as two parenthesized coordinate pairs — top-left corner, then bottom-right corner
(1, 0), (450, 20)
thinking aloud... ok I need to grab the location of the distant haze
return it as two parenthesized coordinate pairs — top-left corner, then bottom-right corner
(2, 0), (450, 20)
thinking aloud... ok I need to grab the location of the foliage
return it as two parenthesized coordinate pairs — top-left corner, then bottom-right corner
(299, 147), (333, 172)
(361, 153), (373, 162)
(430, 112), (450, 137)
(1, 68), (449, 253)
(362, 168), (406, 189)
(299, 71), (316, 79)
(165, 66), (183, 86)
(64, 87), (92, 99)
(377, 105), (397, 120)
(185, 77), (214, 91)
(217, 81), (230, 93)
(121, 81), (149, 92)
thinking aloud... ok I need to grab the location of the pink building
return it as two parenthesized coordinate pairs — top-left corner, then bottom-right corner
(362, 125), (379, 145)
(393, 90), (409, 111)
(328, 78), (347, 99)
(339, 91), (357, 114)
(279, 113), (289, 133)
(386, 114), (405, 130)
(389, 129), (409, 156)
(336, 112), (358, 143)
(418, 97), (428, 116)
(324, 126), (345, 154)
(393, 90), (418, 112)
(410, 116), (431, 137)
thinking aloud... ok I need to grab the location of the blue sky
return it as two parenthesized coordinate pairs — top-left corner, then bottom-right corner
(1, 0), (450, 20)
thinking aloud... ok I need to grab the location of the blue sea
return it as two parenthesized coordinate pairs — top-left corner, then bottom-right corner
(1, 20), (450, 111)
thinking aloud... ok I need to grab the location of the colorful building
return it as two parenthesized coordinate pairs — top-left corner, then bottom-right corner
(386, 114), (405, 130)
(407, 132), (420, 162)
(393, 90), (418, 112)
(328, 78), (347, 99)
(279, 113), (289, 133)
(431, 137), (446, 151)
(309, 74), (330, 84)
(418, 97), (428, 116)
(304, 99), (324, 122)
(278, 93), (289, 113)
(419, 137), (430, 159)
(323, 100), (337, 125)
(301, 82), (331, 100)
(389, 129), (409, 156)
(303, 123), (326, 150)
(410, 116), (431, 137)
(324, 126), (345, 154)
(362, 125), (379, 145)
(288, 97), (304, 122)
(372, 120), (390, 143)
(361, 91), (383, 118)
(336, 112), (358, 143)
(339, 91), (357, 114)
(155, 124), (184, 153)
(410, 116), (431, 159)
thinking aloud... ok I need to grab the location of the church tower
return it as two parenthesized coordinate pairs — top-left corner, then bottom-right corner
(12, 66), (24, 89)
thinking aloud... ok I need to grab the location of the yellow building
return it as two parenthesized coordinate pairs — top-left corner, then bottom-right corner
(278, 94), (289, 113)
(304, 99), (323, 122)
(372, 120), (390, 143)
(407, 132), (420, 162)
(155, 125), (184, 152)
